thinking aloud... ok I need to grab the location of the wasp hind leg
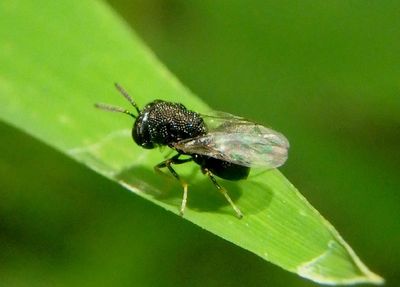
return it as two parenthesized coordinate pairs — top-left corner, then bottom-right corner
(203, 168), (243, 219)
(155, 154), (193, 216)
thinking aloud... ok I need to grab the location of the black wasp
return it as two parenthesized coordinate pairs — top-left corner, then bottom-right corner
(96, 84), (289, 218)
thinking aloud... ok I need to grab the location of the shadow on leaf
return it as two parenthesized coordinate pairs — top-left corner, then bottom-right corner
(116, 165), (274, 217)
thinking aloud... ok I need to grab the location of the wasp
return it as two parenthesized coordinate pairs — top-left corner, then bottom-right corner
(96, 84), (289, 218)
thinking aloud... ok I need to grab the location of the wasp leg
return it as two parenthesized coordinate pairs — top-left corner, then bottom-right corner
(155, 154), (193, 216)
(203, 168), (243, 219)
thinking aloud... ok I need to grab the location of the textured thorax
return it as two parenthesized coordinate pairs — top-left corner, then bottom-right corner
(133, 100), (207, 148)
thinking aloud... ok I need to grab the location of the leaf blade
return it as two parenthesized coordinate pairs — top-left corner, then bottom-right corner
(0, 0), (383, 284)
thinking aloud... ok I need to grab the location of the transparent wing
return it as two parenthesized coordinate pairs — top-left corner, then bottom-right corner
(174, 112), (289, 168)
(200, 111), (250, 130)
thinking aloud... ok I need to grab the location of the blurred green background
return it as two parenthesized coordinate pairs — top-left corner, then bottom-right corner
(1, 1), (399, 286)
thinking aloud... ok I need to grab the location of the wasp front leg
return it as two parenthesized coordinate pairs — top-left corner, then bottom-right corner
(154, 154), (193, 216)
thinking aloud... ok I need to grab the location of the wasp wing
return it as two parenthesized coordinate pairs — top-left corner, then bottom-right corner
(174, 113), (289, 168)
(200, 111), (250, 130)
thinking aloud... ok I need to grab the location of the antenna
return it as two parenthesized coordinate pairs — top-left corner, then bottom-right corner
(114, 83), (140, 114)
(95, 83), (140, 118)
(94, 103), (136, 118)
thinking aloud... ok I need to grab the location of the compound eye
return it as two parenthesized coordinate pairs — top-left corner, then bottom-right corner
(132, 120), (156, 149)
(132, 128), (155, 149)
(141, 142), (155, 149)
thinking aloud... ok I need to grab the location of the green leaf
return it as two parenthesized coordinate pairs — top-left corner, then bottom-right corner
(0, 0), (383, 285)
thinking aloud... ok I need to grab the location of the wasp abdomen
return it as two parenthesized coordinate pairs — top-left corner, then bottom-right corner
(193, 155), (250, 181)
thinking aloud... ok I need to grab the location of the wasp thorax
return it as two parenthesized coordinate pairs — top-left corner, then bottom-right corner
(132, 100), (207, 149)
